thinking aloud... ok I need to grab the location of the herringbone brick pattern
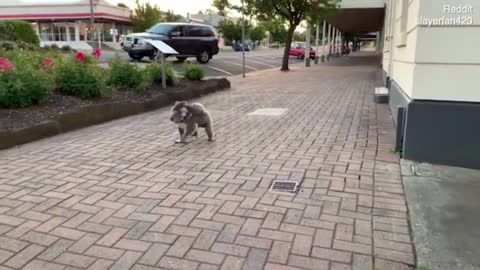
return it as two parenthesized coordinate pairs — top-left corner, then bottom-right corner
(0, 54), (414, 270)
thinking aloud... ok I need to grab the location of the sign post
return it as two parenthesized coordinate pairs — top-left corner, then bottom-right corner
(144, 39), (179, 89)
(241, 0), (246, 78)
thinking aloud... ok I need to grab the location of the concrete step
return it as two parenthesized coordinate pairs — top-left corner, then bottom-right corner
(374, 86), (389, 103)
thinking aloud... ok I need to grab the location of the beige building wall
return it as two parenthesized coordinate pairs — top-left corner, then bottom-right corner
(383, 0), (480, 102)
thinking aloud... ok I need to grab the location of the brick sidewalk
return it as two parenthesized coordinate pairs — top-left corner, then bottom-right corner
(0, 54), (414, 270)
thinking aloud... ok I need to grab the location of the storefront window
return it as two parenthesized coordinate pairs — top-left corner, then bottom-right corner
(69, 26), (75, 41)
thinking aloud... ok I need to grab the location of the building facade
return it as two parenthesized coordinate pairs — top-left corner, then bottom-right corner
(0, 0), (132, 49)
(382, 0), (480, 169)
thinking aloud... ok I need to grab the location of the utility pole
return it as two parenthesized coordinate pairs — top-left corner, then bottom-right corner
(241, 0), (246, 78)
(89, 0), (96, 48)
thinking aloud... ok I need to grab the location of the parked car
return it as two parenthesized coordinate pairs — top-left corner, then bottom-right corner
(289, 42), (315, 59)
(232, 43), (250, 52)
(122, 22), (220, 63)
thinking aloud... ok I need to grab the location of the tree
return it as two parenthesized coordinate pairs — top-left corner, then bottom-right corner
(249, 25), (267, 49)
(214, 0), (339, 71)
(202, 9), (217, 15)
(217, 18), (251, 44)
(117, 3), (128, 8)
(132, 0), (162, 32)
(162, 10), (182, 22)
(293, 31), (304, 41)
(260, 17), (287, 44)
(217, 18), (240, 44)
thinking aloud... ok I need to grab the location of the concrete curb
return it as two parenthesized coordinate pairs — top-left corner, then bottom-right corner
(0, 78), (230, 150)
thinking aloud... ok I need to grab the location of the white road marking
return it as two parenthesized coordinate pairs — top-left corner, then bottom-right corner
(221, 61), (259, 71)
(206, 65), (233, 75)
(244, 59), (276, 68)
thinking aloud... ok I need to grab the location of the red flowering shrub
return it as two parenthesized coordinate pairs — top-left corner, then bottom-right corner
(56, 54), (107, 98)
(75, 51), (85, 62)
(40, 58), (54, 70)
(92, 48), (102, 58)
(0, 56), (53, 108)
(0, 57), (14, 72)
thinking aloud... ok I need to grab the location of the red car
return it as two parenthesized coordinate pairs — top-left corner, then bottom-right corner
(290, 42), (315, 59)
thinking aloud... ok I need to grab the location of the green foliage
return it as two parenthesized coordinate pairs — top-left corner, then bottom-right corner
(293, 31), (304, 41)
(145, 62), (178, 86)
(0, 67), (54, 108)
(50, 44), (59, 50)
(162, 10), (183, 22)
(217, 18), (251, 43)
(61, 45), (72, 52)
(0, 40), (37, 51)
(117, 2), (128, 8)
(183, 63), (205, 81)
(107, 58), (150, 91)
(214, 0), (339, 70)
(249, 25), (267, 47)
(132, 0), (163, 32)
(56, 56), (107, 98)
(0, 20), (40, 46)
(260, 17), (288, 43)
(131, 0), (184, 32)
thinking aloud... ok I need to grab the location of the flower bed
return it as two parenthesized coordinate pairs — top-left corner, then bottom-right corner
(0, 47), (230, 149)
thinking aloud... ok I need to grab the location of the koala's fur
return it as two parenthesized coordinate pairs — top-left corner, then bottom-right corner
(170, 101), (214, 143)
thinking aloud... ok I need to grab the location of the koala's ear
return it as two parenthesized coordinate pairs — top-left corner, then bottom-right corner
(175, 101), (187, 105)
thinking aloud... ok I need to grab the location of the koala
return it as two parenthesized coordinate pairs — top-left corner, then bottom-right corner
(170, 101), (214, 143)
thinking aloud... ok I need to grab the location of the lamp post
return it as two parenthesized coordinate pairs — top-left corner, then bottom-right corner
(305, 23), (311, 67)
(241, 0), (246, 78)
(305, 0), (319, 67)
(321, 20), (326, 62)
(314, 23), (319, 64)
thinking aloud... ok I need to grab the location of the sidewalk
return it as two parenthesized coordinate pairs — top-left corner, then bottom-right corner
(403, 160), (480, 270)
(0, 53), (414, 270)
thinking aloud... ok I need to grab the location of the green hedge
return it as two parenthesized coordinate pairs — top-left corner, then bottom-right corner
(0, 20), (40, 46)
(145, 62), (178, 86)
(183, 63), (205, 81)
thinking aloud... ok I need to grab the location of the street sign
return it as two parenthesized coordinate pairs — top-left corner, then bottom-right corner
(144, 39), (179, 89)
(145, 39), (179, 55)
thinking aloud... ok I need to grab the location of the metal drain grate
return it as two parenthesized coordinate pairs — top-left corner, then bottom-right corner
(270, 180), (299, 193)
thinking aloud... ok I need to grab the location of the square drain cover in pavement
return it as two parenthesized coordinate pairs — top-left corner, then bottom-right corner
(248, 108), (287, 116)
(270, 180), (298, 193)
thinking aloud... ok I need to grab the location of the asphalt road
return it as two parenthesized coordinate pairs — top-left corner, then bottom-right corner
(99, 49), (305, 77)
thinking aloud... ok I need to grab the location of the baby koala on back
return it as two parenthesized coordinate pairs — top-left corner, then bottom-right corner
(170, 101), (214, 143)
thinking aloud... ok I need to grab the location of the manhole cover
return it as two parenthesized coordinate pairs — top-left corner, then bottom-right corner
(248, 108), (287, 116)
(270, 180), (298, 193)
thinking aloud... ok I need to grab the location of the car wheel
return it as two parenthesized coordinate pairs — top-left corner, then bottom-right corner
(176, 57), (187, 62)
(128, 52), (144, 61)
(196, 50), (210, 64)
(297, 53), (304, 60)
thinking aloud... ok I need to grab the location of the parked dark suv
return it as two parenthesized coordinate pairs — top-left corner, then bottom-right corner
(122, 23), (220, 63)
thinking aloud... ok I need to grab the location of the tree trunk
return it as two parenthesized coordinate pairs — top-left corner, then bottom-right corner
(281, 25), (296, 71)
